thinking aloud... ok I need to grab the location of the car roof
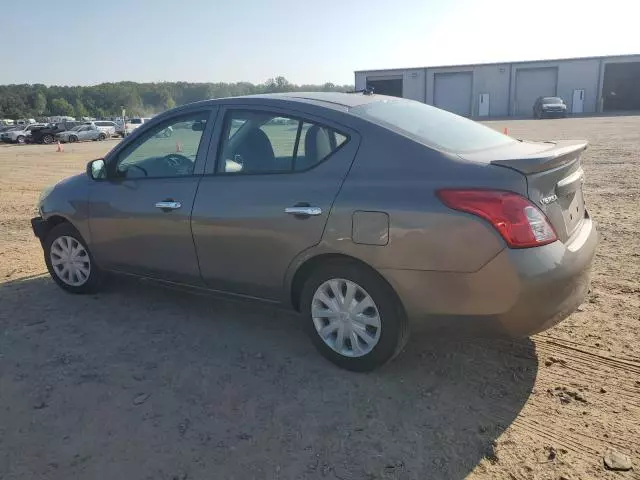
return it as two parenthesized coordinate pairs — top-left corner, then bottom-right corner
(199, 92), (389, 111)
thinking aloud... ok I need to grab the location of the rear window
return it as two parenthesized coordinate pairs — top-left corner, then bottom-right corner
(95, 121), (114, 127)
(351, 99), (515, 153)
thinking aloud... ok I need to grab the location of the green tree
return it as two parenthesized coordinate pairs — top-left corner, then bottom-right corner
(0, 93), (28, 118)
(50, 98), (75, 116)
(74, 99), (88, 118)
(0, 79), (354, 119)
(34, 91), (47, 115)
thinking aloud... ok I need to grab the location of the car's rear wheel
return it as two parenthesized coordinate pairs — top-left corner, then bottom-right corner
(16, 135), (25, 144)
(98, 133), (106, 140)
(42, 134), (54, 144)
(300, 261), (409, 371)
(68, 135), (77, 143)
(43, 223), (103, 294)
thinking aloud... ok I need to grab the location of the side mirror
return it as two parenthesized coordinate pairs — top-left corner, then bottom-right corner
(192, 121), (205, 132)
(87, 158), (106, 180)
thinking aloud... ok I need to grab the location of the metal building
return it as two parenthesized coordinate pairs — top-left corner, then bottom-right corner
(355, 54), (640, 117)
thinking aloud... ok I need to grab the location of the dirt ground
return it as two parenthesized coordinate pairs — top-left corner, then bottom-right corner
(0, 117), (638, 480)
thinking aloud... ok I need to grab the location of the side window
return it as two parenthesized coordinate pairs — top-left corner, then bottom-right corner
(115, 111), (209, 179)
(218, 110), (348, 174)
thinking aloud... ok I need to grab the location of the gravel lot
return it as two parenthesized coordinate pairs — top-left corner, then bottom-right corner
(1, 117), (638, 480)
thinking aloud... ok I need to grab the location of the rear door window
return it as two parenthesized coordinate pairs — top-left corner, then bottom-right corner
(217, 110), (348, 174)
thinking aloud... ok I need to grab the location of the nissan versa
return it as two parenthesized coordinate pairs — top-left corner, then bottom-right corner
(32, 92), (597, 371)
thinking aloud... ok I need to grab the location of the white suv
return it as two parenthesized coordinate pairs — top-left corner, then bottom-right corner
(93, 121), (117, 137)
(124, 118), (149, 136)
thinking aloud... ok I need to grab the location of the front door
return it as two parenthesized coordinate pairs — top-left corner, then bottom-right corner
(88, 109), (215, 283)
(478, 93), (490, 117)
(191, 107), (359, 300)
(572, 89), (585, 113)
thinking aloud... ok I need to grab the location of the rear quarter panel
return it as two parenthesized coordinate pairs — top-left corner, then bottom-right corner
(320, 125), (529, 273)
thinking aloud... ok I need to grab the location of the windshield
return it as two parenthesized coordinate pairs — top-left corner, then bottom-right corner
(129, 119), (142, 124)
(542, 97), (563, 104)
(352, 99), (515, 153)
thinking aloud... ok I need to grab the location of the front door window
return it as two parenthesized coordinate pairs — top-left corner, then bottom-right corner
(114, 112), (209, 179)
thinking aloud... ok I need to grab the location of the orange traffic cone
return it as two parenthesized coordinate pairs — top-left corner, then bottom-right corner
(56, 141), (64, 152)
(503, 127), (509, 135)
(176, 140), (182, 153)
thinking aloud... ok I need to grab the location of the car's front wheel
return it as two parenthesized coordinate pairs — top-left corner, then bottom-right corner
(98, 133), (106, 140)
(43, 223), (103, 294)
(68, 135), (77, 143)
(16, 135), (26, 144)
(41, 134), (54, 144)
(300, 261), (409, 371)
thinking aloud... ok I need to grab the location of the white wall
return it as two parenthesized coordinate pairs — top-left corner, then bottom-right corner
(355, 55), (640, 117)
(470, 65), (510, 117)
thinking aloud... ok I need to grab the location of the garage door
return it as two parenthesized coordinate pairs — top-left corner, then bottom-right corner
(366, 78), (403, 97)
(434, 72), (472, 116)
(515, 67), (558, 117)
(602, 62), (640, 111)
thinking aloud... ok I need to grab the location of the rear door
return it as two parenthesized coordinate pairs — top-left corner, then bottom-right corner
(191, 106), (359, 300)
(78, 126), (96, 140)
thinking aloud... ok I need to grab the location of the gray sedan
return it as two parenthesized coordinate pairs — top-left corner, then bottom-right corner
(31, 92), (597, 371)
(56, 124), (107, 143)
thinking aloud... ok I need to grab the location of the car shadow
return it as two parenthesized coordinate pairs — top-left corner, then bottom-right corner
(0, 274), (537, 480)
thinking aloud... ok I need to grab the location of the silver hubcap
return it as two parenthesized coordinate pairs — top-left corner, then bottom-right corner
(50, 236), (91, 286)
(311, 278), (381, 358)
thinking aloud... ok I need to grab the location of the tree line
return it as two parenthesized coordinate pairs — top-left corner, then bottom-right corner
(0, 77), (353, 120)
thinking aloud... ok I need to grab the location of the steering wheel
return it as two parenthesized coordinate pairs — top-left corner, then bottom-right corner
(163, 153), (192, 170)
(122, 164), (148, 177)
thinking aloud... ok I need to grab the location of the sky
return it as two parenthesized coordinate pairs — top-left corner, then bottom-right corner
(2, 0), (638, 86)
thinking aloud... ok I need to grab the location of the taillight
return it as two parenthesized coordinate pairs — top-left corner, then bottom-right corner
(436, 189), (557, 248)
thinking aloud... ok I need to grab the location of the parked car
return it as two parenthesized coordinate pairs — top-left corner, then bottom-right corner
(1, 123), (45, 144)
(31, 92), (597, 371)
(56, 124), (106, 143)
(16, 118), (36, 126)
(124, 117), (146, 136)
(30, 121), (88, 144)
(533, 96), (567, 118)
(93, 121), (117, 137)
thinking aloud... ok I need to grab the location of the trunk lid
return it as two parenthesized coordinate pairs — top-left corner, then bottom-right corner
(460, 140), (588, 243)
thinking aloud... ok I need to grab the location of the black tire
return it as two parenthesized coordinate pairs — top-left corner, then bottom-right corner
(300, 261), (409, 372)
(42, 134), (54, 144)
(16, 135), (25, 144)
(43, 222), (103, 294)
(68, 135), (77, 143)
(98, 133), (106, 141)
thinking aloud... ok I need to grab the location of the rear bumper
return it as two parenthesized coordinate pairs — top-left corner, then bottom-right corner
(381, 216), (598, 337)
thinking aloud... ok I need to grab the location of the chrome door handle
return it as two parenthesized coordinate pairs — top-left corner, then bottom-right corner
(155, 201), (182, 210)
(285, 206), (322, 216)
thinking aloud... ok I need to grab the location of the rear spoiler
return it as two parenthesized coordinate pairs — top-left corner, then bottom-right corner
(490, 140), (588, 175)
